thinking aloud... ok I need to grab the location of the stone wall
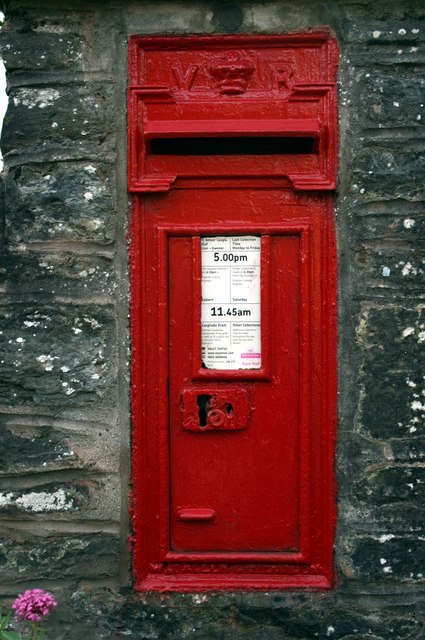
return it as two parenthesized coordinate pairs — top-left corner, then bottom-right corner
(0, 1), (424, 638)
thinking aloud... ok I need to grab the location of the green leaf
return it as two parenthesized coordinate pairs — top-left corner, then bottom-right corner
(0, 621), (7, 632)
(0, 613), (12, 631)
(0, 631), (24, 640)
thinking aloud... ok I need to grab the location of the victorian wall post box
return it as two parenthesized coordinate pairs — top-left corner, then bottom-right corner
(129, 34), (338, 590)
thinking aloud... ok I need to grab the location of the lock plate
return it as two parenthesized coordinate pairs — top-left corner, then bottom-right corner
(181, 386), (250, 432)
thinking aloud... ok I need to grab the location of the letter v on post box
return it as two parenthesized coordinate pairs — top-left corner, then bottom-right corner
(128, 34), (338, 591)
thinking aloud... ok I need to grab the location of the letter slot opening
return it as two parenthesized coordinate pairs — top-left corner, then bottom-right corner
(150, 136), (316, 156)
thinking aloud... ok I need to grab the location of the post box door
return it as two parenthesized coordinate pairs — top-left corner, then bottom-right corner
(132, 185), (336, 589)
(169, 234), (300, 553)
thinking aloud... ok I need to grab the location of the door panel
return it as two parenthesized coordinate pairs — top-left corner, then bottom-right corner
(169, 234), (300, 552)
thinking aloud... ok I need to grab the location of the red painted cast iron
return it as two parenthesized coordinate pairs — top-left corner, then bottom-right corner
(129, 34), (338, 591)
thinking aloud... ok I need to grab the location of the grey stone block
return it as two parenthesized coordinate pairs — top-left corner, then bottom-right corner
(0, 31), (85, 72)
(4, 163), (115, 245)
(0, 414), (120, 475)
(358, 306), (425, 440)
(0, 303), (117, 406)
(0, 531), (120, 582)
(2, 83), (114, 158)
(348, 535), (425, 582)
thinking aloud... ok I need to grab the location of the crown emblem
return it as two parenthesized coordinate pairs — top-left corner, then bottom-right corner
(208, 51), (255, 95)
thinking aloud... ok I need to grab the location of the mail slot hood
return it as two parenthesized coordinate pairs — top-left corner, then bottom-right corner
(128, 35), (338, 192)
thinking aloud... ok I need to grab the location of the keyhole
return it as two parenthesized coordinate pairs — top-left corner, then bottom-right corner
(197, 394), (211, 427)
(224, 402), (234, 415)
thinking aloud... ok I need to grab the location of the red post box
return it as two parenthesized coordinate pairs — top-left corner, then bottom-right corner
(129, 34), (338, 590)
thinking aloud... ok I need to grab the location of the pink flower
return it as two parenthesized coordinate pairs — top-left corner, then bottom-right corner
(12, 589), (57, 624)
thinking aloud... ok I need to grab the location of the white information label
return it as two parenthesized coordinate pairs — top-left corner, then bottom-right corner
(201, 236), (261, 370)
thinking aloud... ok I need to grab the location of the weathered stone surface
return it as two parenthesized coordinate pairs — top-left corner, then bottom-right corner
(236, 605), (420, 640)
(0, 420), (73, 472)
(4, 162), (115, 245)
(348, 536), (425, 582)
(1, 8), (118, 76)
(237, 3), (342, 34)
(358, 306), (425, 439)
(354, 211), (425, 242)
(0, 304), (117, 406)
(0, 482), (89, 515)
(391, 436), (425, 463)
(344, 454), (425, 536)
(0, 414), (120, 475)
(340, 16), (425, 44)
(354, 246), (425, 296)
(1, 249), (115, 298)
(351, 145), (425, 201)
(0, 475), (120, 521)
(66, 588), (422, 640)
(0, 176), (5, 250)
(355, 465), (425, 504)
(0, 31), (85, 72)
(354, 73), (425, 128)
(348, 43), (425, 67)
(124, 4), (216, 35)
(336, 432), (387, 487)
(2, 82), (114, 158)
(0, 531), (120, 582)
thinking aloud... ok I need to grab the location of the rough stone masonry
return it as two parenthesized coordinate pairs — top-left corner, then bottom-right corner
(0, 0), (424, 638)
